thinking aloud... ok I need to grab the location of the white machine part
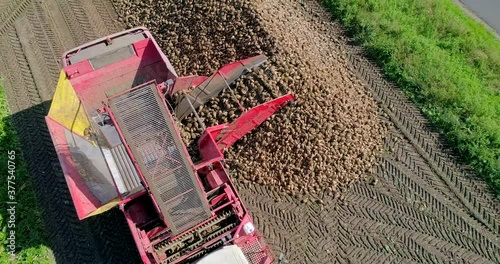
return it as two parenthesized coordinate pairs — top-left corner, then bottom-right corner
(196, 245), (249, 264)
(102, 148), (127, 194)
(243, 222), (255, 234)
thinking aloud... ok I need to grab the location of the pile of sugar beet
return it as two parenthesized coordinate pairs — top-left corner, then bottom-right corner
(113, 0), (387, 198)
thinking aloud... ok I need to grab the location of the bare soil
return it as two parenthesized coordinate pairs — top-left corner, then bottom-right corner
(0, 0), (498, 263)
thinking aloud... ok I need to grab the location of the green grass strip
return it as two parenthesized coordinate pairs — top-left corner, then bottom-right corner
(322, 0), (500, 195)
(0, 79), (54, 263)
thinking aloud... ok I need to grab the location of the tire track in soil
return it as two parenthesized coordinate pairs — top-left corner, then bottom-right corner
(341, 247), (413, 264)
(339, 189), (436, 262)
(0, 0), (31, 35)
(342, 194), (495, 262)
(30, 0), (66, 67)
(90, 0), (124, 35)
(342, 211), (494, 263)
(0, 0), (499, 263)
(338, 213), (434, 263)
(54, 0), (96, 46)
(237, 183), (311, 263)
(16, 8), (58, 101)
(348, 47), (499, 234)
(79, 0), (112, 38)
(238, 183), (341, 264)
(0, 27), (100, 263)
(380, 154), (499, 253)
(378, 151), (500, 259)
(36, 0), (76, 51)
(343, 44), (500, 262)
(385, 129), (464, 208)
(307, 201), (337, 264)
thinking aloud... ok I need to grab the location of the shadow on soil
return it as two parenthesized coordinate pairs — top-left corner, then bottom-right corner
(0, 102), (140, 264)
(0, 115), (53, 262)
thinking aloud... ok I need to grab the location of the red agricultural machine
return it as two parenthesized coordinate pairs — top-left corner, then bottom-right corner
(45, 27), (293, 263)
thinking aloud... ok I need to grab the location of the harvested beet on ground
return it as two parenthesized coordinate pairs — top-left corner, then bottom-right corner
(112, 0), (387, 197)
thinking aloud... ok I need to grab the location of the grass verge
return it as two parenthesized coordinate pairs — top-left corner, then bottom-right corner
(323, 0), (500, 195)
(0, 79), (54, 263)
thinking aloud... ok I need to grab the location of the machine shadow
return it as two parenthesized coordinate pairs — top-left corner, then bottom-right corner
(2, 102), (140, 264)
(0, 113), (52, 260)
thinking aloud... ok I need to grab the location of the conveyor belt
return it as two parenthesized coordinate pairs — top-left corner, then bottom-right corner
(108, 82), (211, 235)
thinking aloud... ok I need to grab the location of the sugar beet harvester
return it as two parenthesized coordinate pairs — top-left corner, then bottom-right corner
(45, 27), (294, 264)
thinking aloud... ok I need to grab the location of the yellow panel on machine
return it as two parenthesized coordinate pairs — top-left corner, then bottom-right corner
(46, 70), (120, 219)
(48, 70), (90, 137)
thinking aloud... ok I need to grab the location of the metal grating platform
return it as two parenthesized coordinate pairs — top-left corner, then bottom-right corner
(108, 82), (211, 234)
(110, 144), (142, 193)
(242, 238), (268, 264)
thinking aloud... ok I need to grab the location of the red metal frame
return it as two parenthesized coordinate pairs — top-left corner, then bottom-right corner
(216, 93), (294, 151)
(45, 116), (103, 218)
(47, 27), (294, 264)
(169, 75), (208, 95)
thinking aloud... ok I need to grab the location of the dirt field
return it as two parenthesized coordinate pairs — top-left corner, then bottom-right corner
(0, 0), (498, 263)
